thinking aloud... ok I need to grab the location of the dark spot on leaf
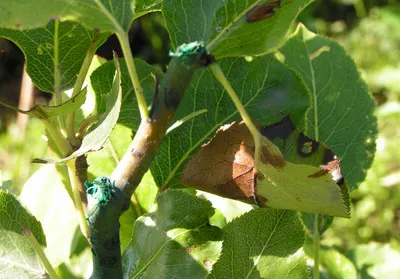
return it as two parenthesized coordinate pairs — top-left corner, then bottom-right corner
(261, 116), (295, 142)
(297, 133), (319, 157)
(245, 1), (281, 23)
(57, 64), (61, 70)
(15, 23), (21, 29)
(193, 245), (199, 248)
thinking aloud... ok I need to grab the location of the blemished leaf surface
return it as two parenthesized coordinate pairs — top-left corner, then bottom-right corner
(163, 0), (312, 58)
(279, 25), (377, 190)
(122, 190), (223, 279)
(151, 55), (310, 188)
(0, 190), (46, 246)
(90, 59), (163, 130)
(304, 239), (357, 279)
(0, 21), (106, 93)
(346, 243), (400, 279)
(208, 208), (309, 279)
(20, 164), (78, 268)
(0, 0), (159, 32)
(181, 122), (349, 217)
(0, 229), (46, 279)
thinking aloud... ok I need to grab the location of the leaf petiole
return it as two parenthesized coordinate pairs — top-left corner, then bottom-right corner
(23, 228), (59, 279)
(209, 63), (262, 169)
(67, 159), (89, 238)
(313, 214), (321, 279)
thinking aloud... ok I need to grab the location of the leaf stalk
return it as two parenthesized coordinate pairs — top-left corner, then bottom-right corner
(209, 63), (262, 169)
(23, 229), (59, 279)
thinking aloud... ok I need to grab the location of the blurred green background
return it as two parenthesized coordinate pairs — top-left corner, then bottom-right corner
(0, 1), (399, 278)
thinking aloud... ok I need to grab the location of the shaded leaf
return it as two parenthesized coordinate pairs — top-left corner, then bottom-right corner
(122, 190), (222, 279)
(181, 121), (349, 217)
(279, 24), (377, 190)
(151, 55), (310, 189)
(208, 208), (309, 279)
(90, 58), (163, 130)
(163, 0), (312, 58)
(0, 21), (107, 93)
(20, 165), (78, 267)
(0, 0), (159, 32)
(0, 190), (46, 246)
(304, 239), (357, 279)
(0, 229), (45, 279)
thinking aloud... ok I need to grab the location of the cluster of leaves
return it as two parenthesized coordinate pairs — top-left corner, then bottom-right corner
(0, 0), (380, 278)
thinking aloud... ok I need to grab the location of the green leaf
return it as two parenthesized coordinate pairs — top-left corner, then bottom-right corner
(279, 25), (377, 190)
(90, 58), (163, 130)
(346, 243), (400, 279)
(122, 190), (223, 279)
(208, 208), (309, 279)
(0, 229), (45, 279)
(47, 56), (122, 163)
(151, 54), (310, 188)
(0, 190), (46, 246)
(20, 165), (78, 267)
(304, 239), (357, 279)
(0, 0), (160, 32)
(0, 21), (106, 93)
(0, 87), (88, 119)
(163, 0), (312, 58)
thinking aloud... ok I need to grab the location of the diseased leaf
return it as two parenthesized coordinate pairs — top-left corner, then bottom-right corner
(181, 121), (349, 217)
(151, 55), (310, 189)
(20, 165), (78, 267)
(0, 21), (107, 93)
(0, 0), (160, 32)
(279, 25), (377, 190)
(163, 0), (312, 58)
(122, 190), (222, 279)
(208, 208), (309, 279)
(0, 190), (46, 246)
(0, 229), (46, 279)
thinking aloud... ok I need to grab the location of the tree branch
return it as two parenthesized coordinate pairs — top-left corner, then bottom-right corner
(87, 42), (213, 279)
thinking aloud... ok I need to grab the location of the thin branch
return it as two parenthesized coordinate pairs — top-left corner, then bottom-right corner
(313, 214), (321, 279)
